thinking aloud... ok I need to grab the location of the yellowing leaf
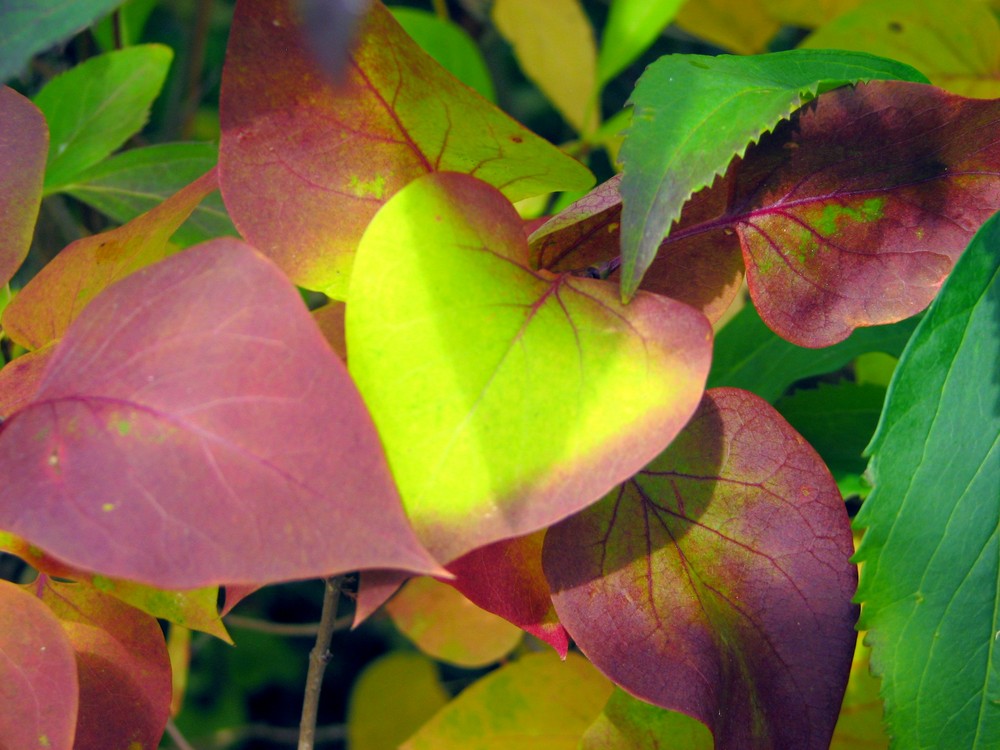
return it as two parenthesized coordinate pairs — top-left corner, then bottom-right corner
(492, 0), (599, 133)
(386, 576), (523, 668)
(402, 652), (613, 750)
(831, 635), (890, 750)
(675, 0), (780, 55)
(761, 0), (863, 27)
(801, 0), (1000, 98)
(348, 651), (449, 750)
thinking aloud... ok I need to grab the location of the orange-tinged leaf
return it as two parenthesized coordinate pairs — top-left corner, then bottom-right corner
(387, 576), (523, 668)
(2, 168), (219, 351)
(219, 0), (592, 299)
(0, 579), (78, 750)
(675, 0), (779, 55)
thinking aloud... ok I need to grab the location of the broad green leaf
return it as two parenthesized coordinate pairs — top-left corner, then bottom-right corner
(492, 0), (599, 134)
(581, 689), (713, 750)
(391, 7), (496, 101)
(708, 304), (918, 403)
(761, 0), (862, 27)
(618, 50), (927, 300)
(597, 0), (685, 88)
(854, 210), (1000, 749)
(544, 388), (859, 750)
(0, 239), (443, 588)
(34, 44), (172, 192)
(0, 579), (78, 750)
(386, 576), (523, 668)
(3, 168), (219, 351)
(348, 652), (449, 750)
(802, 0), (1000, 98)
(0, 0), (123, 82)
(347, 172), (712, 563)
(0, 87), (47, 288)
(674, 0), (780, 55)
(831, 634), (889, 750)
(62, 142), (237, 247)
(220, 0), (592, 299)
(402, 652), (613, 750)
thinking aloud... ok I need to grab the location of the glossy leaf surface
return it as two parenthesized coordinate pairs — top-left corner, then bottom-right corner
(0, 579), (78, 750)
(34, 45), (172, 192)
(544, 388), (858, 750)
(347, 172), (712, 563)
(581, 689), (713, 750)
(0, 239), (441, 587)
(2, 168), (219, 351)
(402, 652), (613, 750)
(619, 50), (927, 299)
(0, 87), (47, 287)
(854, 211), (1000, 749)
(39, 578), (172, 750)
(220, 0), (592, 298)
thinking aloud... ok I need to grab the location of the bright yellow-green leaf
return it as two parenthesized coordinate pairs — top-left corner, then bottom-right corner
(402, 652), (613, 750)
(675, 0), (780, 54)
(761, 0), (863, 27)
(386, 577), (523, 668)
(801, 0), (1000, 98)
(492, 0), (599, 133)
(597, 0), (685, 87)
(348, 651), (449, 750)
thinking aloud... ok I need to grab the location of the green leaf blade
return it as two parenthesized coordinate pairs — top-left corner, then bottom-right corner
(855, 210), (1000, 748)
(596, 0), (685, 88)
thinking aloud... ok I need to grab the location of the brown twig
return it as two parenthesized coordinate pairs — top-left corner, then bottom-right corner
(297, 577), (344, 750)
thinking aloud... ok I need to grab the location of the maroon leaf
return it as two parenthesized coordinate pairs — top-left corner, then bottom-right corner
(0, 579), (78, 750)
(0, 86), (47, 288)
(38, 577), (171, 750)
(543, 388), (858, 750)
(0, 239), (442, 588)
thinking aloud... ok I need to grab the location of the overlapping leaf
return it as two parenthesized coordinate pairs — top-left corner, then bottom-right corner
(219, 0), (592, 298)
(543, 388), (858, 750)
(0, 87), (47, 288)
(854, 210), (1000, 749)
(347, 172), (712, 563)
(581, 689), (713, 750)
(673, 0), (779, 55)
(0, 579), (78, 750)
(0, 238), (442, 588)
(596, 0), (685, 88)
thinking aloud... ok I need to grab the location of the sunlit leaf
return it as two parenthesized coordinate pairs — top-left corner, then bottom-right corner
(34, 45), (172, 192)
(402, 652), (613, 750)
(2, 168), (219, 351)
(347, 172), (712, 563)
(597, 0), (685, 88)
(854, 210), (1000, 749)
(581, 688), (713, 750)
(0, 579), (78, 750)
(38, 578), (171, 750)
(387, 576), (523, 668)
(802, 0), (1000, 98)
(492, 0), (599, 133)
(0, 238), (442, 588)
(0, 87), (47, 287)
(220, 0), (592, 298)
(674, 0), (780, 55)
(618, 50), (927, 300)
(544, 388), (858, 750)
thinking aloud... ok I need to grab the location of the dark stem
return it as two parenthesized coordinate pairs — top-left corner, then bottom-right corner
(112, 10), (124, 49)
(179, 0), (213, 139)
(297, 576), (343, 750)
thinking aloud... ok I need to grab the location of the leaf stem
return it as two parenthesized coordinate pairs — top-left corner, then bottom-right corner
(432, 0), (448, 19)
(297, 576), (344, 750)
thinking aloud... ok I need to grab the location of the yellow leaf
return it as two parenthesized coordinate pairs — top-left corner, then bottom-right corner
(674, 0), (780, 54)
(761, 0), (864, 27)
(492, 0), (599, 133)
(831, 634), (890, 749)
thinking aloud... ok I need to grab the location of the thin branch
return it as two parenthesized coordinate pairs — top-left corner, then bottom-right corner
(165, 718), (198, 750)
(432, 0), (448, 19)
(298, 576), (344, 750)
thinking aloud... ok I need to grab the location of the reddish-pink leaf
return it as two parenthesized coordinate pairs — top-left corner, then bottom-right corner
(38, 577), (171, 750)
(219, 0), (591, 298)
(0, 579), (78, 750)
(543, 388), (858, 750)
(0, 238), (442, 588)
(2, 169), (219, 351)
(0, 87), (47, 288)
(446, 532), (570, 657)
(353, 569), (410, 628)
(0, 346), (54, 417)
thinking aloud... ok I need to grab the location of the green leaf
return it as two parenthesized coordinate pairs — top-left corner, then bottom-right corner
(0, 0), (124, 82)
(34, 44), (172, 192)
(854, 210), (1000, 748)
(581, 689), (713, 750)
(618, 49), (929, 300)
(708, 303), (919, 403)
(62, 142), (236, 247)
(596, 0), (685, 88)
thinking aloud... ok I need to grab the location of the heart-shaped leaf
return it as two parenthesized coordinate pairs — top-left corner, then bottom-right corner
(347, 172), (712, 563)
(0, 86), (47, 287)
(543, 388), (858, 750)
(0, 238), (441, 588)
(220, 0), (592, 298)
